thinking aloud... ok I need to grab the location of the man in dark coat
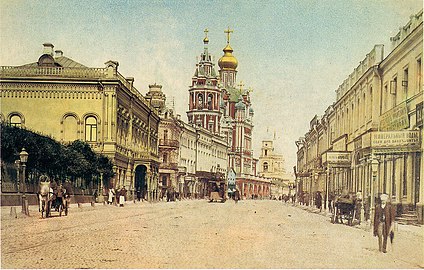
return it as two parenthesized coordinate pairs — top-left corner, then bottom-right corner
(373, 193), (396, 253)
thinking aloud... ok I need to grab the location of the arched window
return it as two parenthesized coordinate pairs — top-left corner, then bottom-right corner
(263, 162), (269, 172)
(63, 115), (78, 142)
(208, 94), (213, 110)
(197, 94), (203, 109)
(10, 114), (22, 127)
(85, 116), (97, 142)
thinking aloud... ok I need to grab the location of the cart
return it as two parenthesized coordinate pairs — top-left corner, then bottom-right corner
(332, 197), (356, 226)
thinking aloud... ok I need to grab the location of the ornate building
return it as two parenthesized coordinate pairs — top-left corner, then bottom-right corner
(0, 43), (161, 201)
(296, 10), (423, 223)
(183, 29), (270, 199)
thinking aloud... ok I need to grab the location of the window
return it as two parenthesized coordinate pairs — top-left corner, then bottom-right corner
(10, 114), (22, 127)
(417, 58), (422, 93)
(85, 116), (97, 142)
(390, 77), (397, 94)
(403, 68), (409, 99)
(264, 149), (267, 156)
(63, 115), (78, 142)
(208, 94), (213, 110)
(164, 130), (168, 141)
(263, 162), (268, 172)
(163, 153), (168, 163)
(197, 94), (203, 109)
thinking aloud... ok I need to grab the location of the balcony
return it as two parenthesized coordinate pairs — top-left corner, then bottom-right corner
(159, 162), (179, 170)
(159, 139), (179, 148)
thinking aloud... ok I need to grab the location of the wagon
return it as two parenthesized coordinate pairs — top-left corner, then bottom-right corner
(331, 197), (356, 226)
(208, 180), (227, 203)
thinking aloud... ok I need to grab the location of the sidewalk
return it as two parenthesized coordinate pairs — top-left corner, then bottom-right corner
(291, 202), (423, 236)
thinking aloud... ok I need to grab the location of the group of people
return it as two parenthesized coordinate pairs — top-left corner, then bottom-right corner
(107, 186), (127, 207)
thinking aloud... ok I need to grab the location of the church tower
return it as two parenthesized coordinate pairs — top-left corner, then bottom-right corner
(218, 27), (238, 88)
(187, 29), (222, 133)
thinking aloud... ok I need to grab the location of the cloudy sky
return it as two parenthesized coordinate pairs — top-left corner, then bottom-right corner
(1, 0), (422, 172)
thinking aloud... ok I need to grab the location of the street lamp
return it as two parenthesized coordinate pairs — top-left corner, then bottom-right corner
(19, 148), (29, 216)
(370, 154), (379, 226)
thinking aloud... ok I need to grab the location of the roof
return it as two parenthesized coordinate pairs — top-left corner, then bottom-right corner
(20, 56), (87, 68)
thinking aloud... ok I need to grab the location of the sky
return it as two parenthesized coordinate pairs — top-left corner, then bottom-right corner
(1, 0), (422, 172)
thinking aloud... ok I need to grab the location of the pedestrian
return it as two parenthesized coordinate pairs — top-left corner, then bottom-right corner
(328, 191), (334, 213)
(315, 191), (322, 211)
(234, 189), (240, 204)
(119, 186), (127, 207)
(108, 188), (115, 205)
(373, 193), (396, 253)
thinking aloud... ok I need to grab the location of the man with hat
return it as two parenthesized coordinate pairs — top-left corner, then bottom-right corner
(373, 193), (396, 253)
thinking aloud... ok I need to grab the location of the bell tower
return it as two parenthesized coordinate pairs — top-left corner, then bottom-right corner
(187, 29), (222, 133)
(218, 27), (238, 88)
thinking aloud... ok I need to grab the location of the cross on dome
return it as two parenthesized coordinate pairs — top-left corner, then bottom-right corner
(224, 27), (233, 44)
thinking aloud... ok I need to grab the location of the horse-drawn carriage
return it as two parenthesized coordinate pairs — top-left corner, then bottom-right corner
(331, 196), (356, 226)
(38, 180), (71, 218)
(208, 181), (227, 203)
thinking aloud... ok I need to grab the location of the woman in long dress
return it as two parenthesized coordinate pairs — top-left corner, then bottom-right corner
(108, 188), (115, 205)
(119, 187), (127, 207)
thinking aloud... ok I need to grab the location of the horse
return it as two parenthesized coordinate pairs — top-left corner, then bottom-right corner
(38, 181), (52, 218)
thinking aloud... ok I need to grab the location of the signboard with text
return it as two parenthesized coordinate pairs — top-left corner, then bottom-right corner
(380, 102), (409, 131)
(371, 131), (420, 148)
(322, 151), (351, 165)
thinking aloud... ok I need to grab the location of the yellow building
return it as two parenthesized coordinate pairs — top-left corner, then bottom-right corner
(0, 43), (161, 201)
(296, 10), (423, 223)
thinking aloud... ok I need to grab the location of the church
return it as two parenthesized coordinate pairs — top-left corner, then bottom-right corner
(185, 28), (271, 199)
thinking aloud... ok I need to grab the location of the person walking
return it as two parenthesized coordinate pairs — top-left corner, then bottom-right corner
(234, 189), (240, 204)
(315, 191), (322, 212)
(119, 186), (127, 207)
(108, 188), (115, 205)
(328, 191), (335, 213)
(373, 193), (396, 253)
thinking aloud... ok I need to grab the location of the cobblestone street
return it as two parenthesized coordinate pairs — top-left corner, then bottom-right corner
(1, 200), (423, 269)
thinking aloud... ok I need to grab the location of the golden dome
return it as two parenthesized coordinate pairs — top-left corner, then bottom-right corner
(218, 44), (238, 70)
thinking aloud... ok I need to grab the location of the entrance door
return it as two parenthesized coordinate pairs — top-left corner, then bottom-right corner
(135, 165), (147, 201)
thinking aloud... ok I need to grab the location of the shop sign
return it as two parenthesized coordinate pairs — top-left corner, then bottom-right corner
(380, 102), (409, 131)
(371, 131), (420, 148)
(322, 151), (350, 164)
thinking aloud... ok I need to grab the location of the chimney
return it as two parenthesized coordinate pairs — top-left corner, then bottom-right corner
(54, 50), (63, 57)
(43, 43), (54, 56)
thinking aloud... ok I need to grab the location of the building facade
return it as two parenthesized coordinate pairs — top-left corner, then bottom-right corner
(296, 10), (423, 223)
(0, 43), (161, 201)
(183, 29), (271, 199)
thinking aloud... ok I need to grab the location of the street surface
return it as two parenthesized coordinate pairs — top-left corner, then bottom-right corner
(1, 199), (423, 269)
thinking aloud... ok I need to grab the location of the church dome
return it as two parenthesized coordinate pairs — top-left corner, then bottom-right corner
(235, 96), (245, 110)
(218, 44), (238, 70)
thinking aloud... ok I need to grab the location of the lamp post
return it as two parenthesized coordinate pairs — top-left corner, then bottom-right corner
(15, 160), (21, 196)
(370, 154), (379, 226)
(19, 148), (29, 216)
